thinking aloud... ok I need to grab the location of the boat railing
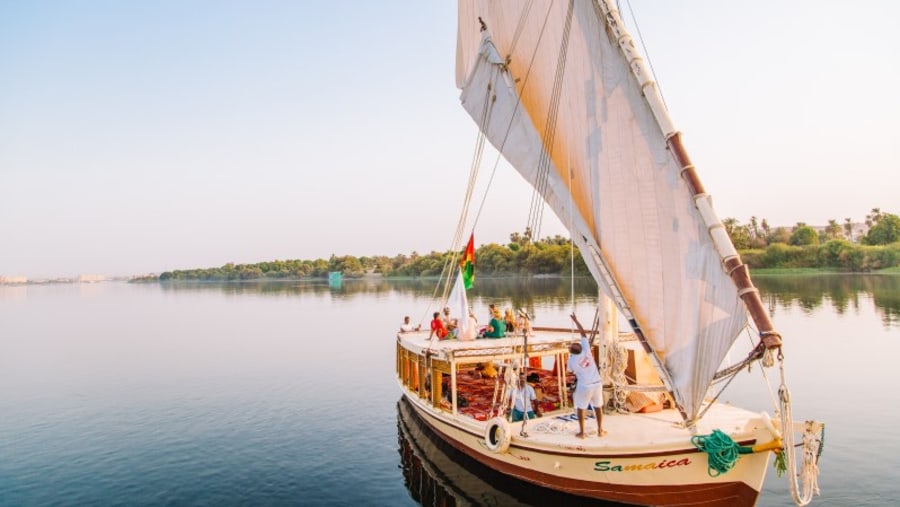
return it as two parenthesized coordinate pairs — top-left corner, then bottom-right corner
(445, 342), (566, 361)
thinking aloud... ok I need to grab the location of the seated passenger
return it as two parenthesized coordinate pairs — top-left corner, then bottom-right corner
(527, 372), (545, 403)
(442, 307), (458, 339)
(480, 314), (506, 338)
(474, 362), (497, 379)
(429, 311), (448, 340)
(517, 309), (533, 337)
(504, 308), (516, 333)
(458, 310), (478, 341)
(400, 315), (421, 333)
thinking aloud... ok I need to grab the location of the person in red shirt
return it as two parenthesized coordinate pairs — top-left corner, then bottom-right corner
(429, 311), (448, 340)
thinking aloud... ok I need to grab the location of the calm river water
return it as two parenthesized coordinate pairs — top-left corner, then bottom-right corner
(1, 275), (898, 506)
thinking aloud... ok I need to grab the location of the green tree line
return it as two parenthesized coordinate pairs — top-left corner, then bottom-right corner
(156, 233), (591, 282)
(724, 208), (900, 271)
(152, 209), (900, 282)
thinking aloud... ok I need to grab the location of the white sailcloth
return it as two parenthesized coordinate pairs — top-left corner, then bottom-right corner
(456, 0), (748, 422)
(448, 271), (469, 336)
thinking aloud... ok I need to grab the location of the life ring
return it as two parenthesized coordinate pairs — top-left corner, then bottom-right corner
(484, 416), (511, 453)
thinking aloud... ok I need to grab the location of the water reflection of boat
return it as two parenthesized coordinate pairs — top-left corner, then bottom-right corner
(397, 397), (623, 507)
(398, 397), (527, 506)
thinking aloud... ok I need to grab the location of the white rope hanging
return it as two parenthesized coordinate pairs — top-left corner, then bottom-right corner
(777, 355), (823, 506)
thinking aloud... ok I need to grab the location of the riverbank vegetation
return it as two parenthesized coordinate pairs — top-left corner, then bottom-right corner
(727, 209), (900, 271)
(153, 209), (900, 281)
(157, 233), (591, 281)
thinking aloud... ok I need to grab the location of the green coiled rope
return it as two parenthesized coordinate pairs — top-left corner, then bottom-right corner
(691, 429), (753, 477)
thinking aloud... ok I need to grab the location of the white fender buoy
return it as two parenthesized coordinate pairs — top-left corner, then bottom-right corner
(484, 416), (512, 453)
(760, 411), (782, 439)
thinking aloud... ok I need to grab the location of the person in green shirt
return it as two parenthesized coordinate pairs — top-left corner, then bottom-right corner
(481, 314), (506, 338)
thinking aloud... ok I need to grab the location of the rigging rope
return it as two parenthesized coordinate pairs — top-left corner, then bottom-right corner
(568, 158), (575, 311)
(516, 314), (535, 435)
(466, 2), (575, 247)
(777, 354), (823, 506)
(609, 339), (629, 412)
(695, 326), (822, 506)
(471, 2), (556, 241)
(508, 0), (536, 57)
(622, 0), (667, 109)
(526, 0), (574, 241)
(430, 67), (499, 315)
(695, 326), (778, 424)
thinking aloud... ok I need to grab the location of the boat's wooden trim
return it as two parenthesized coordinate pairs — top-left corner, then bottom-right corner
(402, 395), (760, 507)
(420, 413), (756, 460)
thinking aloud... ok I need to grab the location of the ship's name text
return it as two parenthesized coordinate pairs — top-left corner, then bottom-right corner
(594, 458), (692, 472)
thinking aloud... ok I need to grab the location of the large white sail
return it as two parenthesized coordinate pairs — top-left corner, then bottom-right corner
(456, 0), (749, 422)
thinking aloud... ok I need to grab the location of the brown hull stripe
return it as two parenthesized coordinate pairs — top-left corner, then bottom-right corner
(403, 396), (760, 507)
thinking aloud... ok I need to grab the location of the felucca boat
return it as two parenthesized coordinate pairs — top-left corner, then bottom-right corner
(395, 2), (824, 505)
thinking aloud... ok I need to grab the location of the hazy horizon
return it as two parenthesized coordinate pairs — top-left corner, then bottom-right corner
(2, 213), (880, 281)
(3, 1), (898, 279)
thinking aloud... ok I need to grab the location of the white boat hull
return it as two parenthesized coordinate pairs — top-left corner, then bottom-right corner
(401, 392), (771, 507)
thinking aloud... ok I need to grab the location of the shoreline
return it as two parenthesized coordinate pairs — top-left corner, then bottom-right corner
(5, 268), (900, 287)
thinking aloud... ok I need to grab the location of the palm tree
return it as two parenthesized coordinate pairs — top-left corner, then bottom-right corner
(749, 216), (760, 241)
(865, 208), (883, 229)
(825, 219), (842, 240)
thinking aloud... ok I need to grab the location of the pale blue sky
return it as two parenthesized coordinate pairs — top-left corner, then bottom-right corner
(2, 1), (898, 278)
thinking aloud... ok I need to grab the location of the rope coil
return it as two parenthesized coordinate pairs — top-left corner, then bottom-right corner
(691, 429), (751, 477)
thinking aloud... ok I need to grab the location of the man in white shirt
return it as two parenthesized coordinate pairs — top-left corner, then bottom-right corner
(399, 316), (420, 333)
(509, 374), (541, 422)
(567, 314), (607, 438)
(442, 307), (458, 338)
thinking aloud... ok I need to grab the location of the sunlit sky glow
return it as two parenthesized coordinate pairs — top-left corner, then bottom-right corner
(2, 1), (898, 278)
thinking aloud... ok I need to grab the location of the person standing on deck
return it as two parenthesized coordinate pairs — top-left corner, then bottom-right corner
(567, 314), (607, 438)
(509, 373), (541, 422)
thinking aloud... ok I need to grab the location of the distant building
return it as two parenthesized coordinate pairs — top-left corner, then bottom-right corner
(805, 222), (868, 242)
(0, 276), (28, 284)
(76, 274), (108, 283)
(846, 223), (869, 242)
